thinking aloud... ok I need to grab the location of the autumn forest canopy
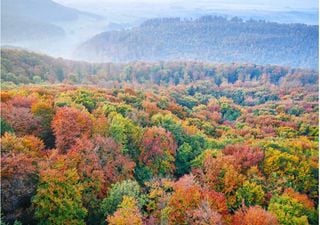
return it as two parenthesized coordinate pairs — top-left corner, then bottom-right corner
(0, 48), (319, 225)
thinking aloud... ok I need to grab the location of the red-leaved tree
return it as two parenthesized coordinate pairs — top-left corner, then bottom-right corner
(140, 126), (177, 175)
(52, 107), (92, 153)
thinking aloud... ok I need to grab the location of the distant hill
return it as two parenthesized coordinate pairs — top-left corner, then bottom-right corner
(76, 16), (319, 69)
(1, 14), (66, 43)
(1, 48), (318, 89)
(1, 0), (100, 43)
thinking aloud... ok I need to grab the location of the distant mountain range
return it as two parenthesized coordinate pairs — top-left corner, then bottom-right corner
(53, 0), (319, 25)
(1, 0), (101, 44)
(76, 16), (319, 69)
(1, 0), (318, 69)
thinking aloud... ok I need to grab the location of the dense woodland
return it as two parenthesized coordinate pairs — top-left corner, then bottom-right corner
(77, 16), (319, 69)
(1, 49), (318, 88)
(0, 49), (319, 225)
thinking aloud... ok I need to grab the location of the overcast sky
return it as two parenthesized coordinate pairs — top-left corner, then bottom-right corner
(53, 0), (318, 10)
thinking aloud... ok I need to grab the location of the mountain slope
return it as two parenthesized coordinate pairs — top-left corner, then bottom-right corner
(1, 15), (66, 43)
(76, 16), (319, 69)
(3, 0), (80, 23)
(1, 0), (100, 44)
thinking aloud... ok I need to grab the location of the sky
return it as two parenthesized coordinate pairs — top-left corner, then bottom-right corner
(52, 0), (319, 26)
(54, 0), (318, 10)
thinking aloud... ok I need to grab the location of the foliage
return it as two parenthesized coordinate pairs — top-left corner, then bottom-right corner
(194, 153), (245, 207)
(107, 112), (142, 159)
(140, 126), (177, 176)
(31, 101), (55, 147)
(222, 144), (264, 170)
(52, 107), (92, 153)
(1, 49), (318, 86)
(100, 180), (144, 218)
(107, 196), (143, 225)
(233, 206), (279, 225)
(166, 175), (228, 225)
(235, 181), (265, 207)
(268, 189), (318, 225)
(0, 118), (14, 136)
(0, 62), (318, 225)
(32, 157), (87, 225)
(175, 142), (193, 176)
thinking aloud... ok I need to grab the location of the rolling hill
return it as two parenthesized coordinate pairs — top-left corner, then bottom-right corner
(76, 16), (319, 69)
(1, 48), (318, 89)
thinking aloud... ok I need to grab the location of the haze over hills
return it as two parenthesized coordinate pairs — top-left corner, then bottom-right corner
(76, 16), (319, 69)
(0, 1), (319, 225)
(53, 0), (319, 25)
(1, 0), (105, 57)
(1, 0), (318, 67)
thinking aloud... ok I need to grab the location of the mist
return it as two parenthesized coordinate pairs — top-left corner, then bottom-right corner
(1, 0), (318, 62)
(54, 0), (318, 10)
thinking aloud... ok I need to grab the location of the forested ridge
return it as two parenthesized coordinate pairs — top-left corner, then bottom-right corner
(76, 16), (319, 69)
(0, 49), (319, 225)
(1, 49), (318, 88)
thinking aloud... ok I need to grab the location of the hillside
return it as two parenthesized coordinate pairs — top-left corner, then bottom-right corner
(1, 15), (66, 43)
(76, 16), (319, 68)
(1, 0), (73, 43)
(1, 0), (82, 23)
(1, 49), (318, 89)
(1, 0), (101, 46)
(1, 51), (318, 224)
(1, 0), (319, 224)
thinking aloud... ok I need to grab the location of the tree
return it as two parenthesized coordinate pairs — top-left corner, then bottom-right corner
(100, 180), (143, 218)
(107, 196), (143, 225)
(0, 118), (14, 136)
(144, 178), (174, 223)
(235, 181), (265, 208)
(140, 126), (177, 176)
(222, 145), (264, 170)
(31, 101), (55, 147)
(67, 137), (105, 224)
(107, 112), (142, 159)
(268, 189), (317, 225)
(151, 113), (185, 145)
(72, 90), (97, 112)
(1, 104), (41, 136)
(263, 148), (316, 195)
(175, 142), (193, 176)
(1, 133), (44, 157)
(187, 201), (223, 225)
(32, 157), (87, 225)
(166, 175), (228, 225)
(233, 206), (278, 225)
(166, 175), (202, 224)
(220, 103), (241, 121)
(94, 136), (136, 186)
(68, 136), (136, 224)
(55, 67), (65, 82)
(1, 152), (39, 224)
(52, 107), (92, 153)
(181, 134), (209, 169)
(194, 154), (245, 206)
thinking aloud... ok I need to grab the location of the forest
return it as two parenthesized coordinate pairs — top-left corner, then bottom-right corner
(76, 16), (319, 69)
(1, 49), (318, 88)
(0, 49), (319, 225)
